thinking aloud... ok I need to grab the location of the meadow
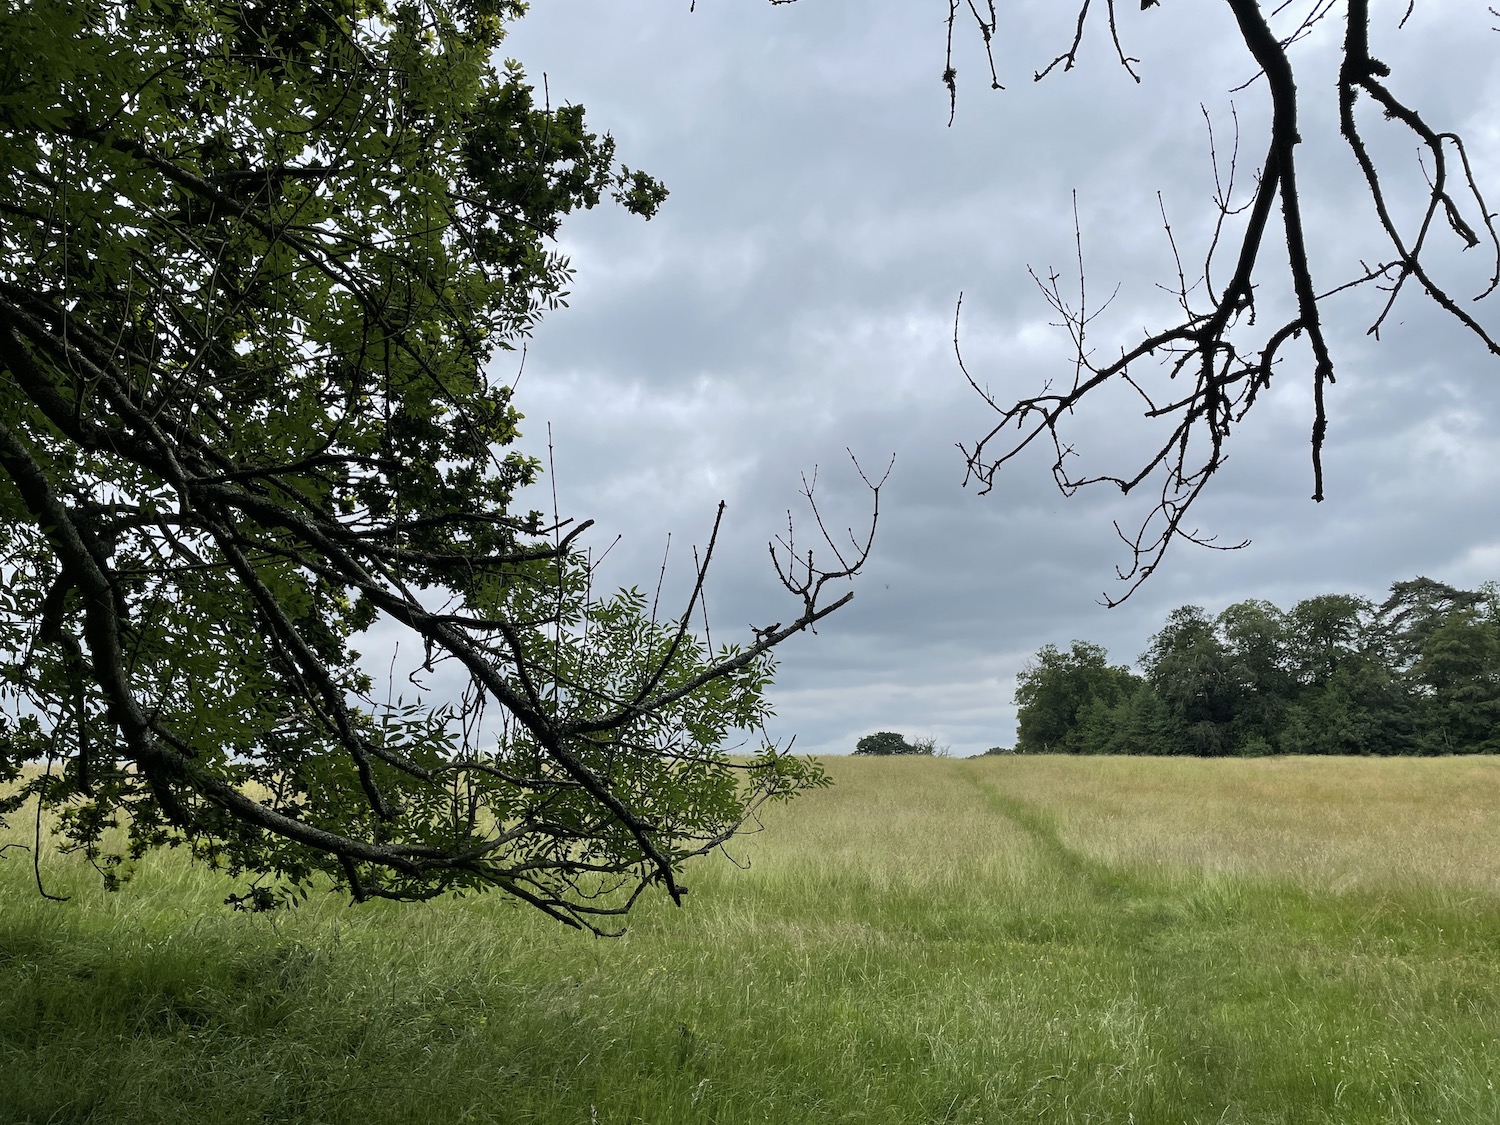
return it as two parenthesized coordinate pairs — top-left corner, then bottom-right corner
(2, 755), (1499, 1124)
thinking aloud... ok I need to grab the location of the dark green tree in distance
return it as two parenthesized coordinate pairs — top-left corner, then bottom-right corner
(1070, 681), (1176, 757)
(1280, 656), (1419, 757)
(854, 732), (911, 756)
(0, 0), (875, 929)
(1014, 641), (1139, 754)
(1277, 595), (1415, 756)
(1139, 607), (1241, 756)
(1013, 578), (1500, 758)
(1217, 599), (1294, 753)
(1286, 594), (1374, 690)
(1412, 611), (1500, 755)
(1377, 577), (1487, 668)
(852, 732), (941, 756)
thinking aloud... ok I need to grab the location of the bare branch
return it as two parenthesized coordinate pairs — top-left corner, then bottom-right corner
(955, 1), (1499, 601)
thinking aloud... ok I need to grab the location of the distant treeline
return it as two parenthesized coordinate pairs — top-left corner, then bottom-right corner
(1015, 577), (1500, 756)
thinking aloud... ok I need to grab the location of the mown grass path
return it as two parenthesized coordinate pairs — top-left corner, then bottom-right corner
(3, 756), (1499, 1123)
(963, 760), (1500, 1122)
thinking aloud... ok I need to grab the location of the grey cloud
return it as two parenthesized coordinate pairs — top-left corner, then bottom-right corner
(497, 3), (1500, 757)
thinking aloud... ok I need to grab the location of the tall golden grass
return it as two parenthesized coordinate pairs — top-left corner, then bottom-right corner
(2, 754), (1498, 1124)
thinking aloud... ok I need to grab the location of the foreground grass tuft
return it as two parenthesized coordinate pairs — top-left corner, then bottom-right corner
(3, 756), (1499, 1123)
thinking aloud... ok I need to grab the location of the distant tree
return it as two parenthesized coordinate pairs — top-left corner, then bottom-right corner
(1217, 599), (1295, 749)
(1140, 607), (1241, 755)
(1411, 612), (1500, 754)
(848, 732), (946, 756)
(1377, 577), (1486, 668)
(907, 736), (950, 757)
(854, 731), (915, 756)
(1014, 641), (1140, 753)
(1285, 595), (1375, 690)
(1280, 656), (1419, 757)
(1073, 681), (1176, 756)
(1024, 579), (1500, 758)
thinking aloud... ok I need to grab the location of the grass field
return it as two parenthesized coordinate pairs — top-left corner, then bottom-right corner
(3, 755), (1499, 1124)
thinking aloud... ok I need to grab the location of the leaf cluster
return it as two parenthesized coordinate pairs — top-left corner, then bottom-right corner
(0, 0), (861, 930)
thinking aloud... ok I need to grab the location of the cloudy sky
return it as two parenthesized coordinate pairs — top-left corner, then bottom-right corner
(492, 2), (1500, 757)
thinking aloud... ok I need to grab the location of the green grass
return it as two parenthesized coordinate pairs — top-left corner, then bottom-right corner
(3, 756), (1500, 1123)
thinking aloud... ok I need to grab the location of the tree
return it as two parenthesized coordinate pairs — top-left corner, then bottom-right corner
(1140, 606), (1239, 756)
(853, 731), (911, 756)
(1025, 580), (1500, 757)
(1216, 599), (1294, 748)
(1014, 640), (1139, 753)
(1377, 577), (1486, 668)
(852, 731), (942, 756)
(0, 0), (876, 929)
(1411, 611), (1500, 754)
(907, 735), (949, 757)
(1085, 680), (1177, 757)
(1285, 594), (1374, 690)
(946, 3), (1500, 600)
(1066, 674), (1185, 757)
(1279, 655), (1419, 757)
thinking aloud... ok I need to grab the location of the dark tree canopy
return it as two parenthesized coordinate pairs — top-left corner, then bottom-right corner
(852, 731), (939, 756)
(854, 732), (913, 756)
(1014, 640), (1139, 754)
(935, 2), (1500, 601)
(0, 0), (876, 929)
(1015, 577), (1500, 757)
(1377, 577), (1487, 667)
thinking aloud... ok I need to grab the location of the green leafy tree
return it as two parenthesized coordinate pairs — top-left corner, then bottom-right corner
(1073, 681), (1175, 756)
(0, 0), (873, 928)
(1030, 580), (1500, 759)
(1216, 599), (1294, 750)
(853, 731), (933, 756)
(1285, 594), (1374, 690)
(853, 732), (908, 756)
(1014, 641), (1139, 754)
(1377, 577), (1486, 668)
(1411, 612), (1500, 754)
(1140, 606), (1240, 756)
(1280, 657), (1419, 757)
